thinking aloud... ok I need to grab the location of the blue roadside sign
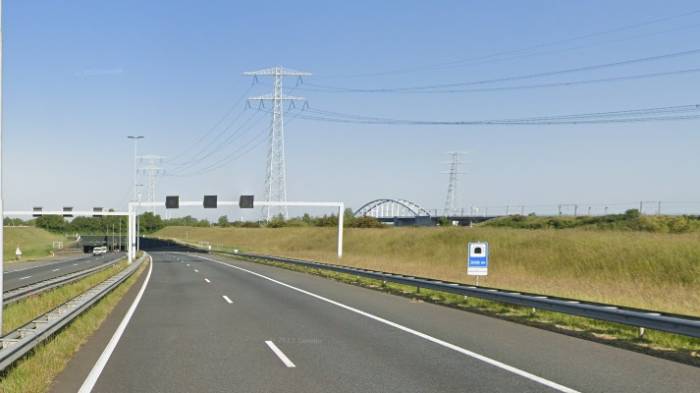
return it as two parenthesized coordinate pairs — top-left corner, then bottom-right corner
(467, 242), (488, 276)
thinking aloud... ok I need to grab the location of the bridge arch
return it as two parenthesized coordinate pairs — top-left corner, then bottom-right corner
(354, 198), (431, 218)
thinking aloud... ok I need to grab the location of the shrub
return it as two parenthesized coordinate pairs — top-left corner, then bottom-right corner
(349, 216), (384, 228)
(625, 209), (641, 219)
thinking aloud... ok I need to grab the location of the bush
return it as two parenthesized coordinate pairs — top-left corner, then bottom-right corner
(437, 217), (451, 226)
(35, 215), (67, 232)
(240, 221), (261, 228)
(625, 209), (641, 219)
(349, 216), (384, 228)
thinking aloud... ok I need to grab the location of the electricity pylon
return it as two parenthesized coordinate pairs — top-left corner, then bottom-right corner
(443, 152), (466, 216)
(244, 66), (311, 221)
(138, 155), (165, 214)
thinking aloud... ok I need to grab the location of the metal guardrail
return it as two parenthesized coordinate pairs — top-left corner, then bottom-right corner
(217, 250), (700, 338)
(4, 255), (125, 304)
(0, 253), (148, 371)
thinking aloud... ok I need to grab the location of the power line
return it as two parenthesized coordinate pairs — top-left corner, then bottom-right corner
(289, 103), (700, 126)
(169, 110), (306, 178)
(397, 22), (700, 76)
(169, 128), (269, 177)
(315, 8), (700, 79)
(304, 104), (700, 122)
(167, 107), (251, 167)
(166, 109), (264, 173)
(301, 67), (700, 95)
(304, 48), (700, 93)
(166, 84), (254, 164)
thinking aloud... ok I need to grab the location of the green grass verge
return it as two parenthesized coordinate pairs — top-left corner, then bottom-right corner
(221, 253), (700, 366)
(0, 259), (147, 393)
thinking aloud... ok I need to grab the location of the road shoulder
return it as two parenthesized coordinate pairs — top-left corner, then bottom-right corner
(48, 261), (149, 393)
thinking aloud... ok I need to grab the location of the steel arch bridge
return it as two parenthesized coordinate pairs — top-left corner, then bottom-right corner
(354, 198), (431, 218)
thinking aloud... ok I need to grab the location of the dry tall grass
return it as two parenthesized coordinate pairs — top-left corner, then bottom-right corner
(155, 226), (700, 316)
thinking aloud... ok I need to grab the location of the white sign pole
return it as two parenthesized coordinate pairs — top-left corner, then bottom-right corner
(337, 202), (344, 258)
(0, 0), (5, 336)
(131, 210), (136, 262)
(127, 205), (133, 264)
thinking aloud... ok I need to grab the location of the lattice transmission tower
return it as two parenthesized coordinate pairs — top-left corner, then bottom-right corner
(244, 66), (311, 221)
(138, 155), (165, 214)
(443, 152), (466, 216)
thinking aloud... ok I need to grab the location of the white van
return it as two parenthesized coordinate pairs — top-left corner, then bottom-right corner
(92, 246), (107, 256)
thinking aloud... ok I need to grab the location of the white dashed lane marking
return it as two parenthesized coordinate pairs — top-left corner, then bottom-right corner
(265, 341), (296, 368)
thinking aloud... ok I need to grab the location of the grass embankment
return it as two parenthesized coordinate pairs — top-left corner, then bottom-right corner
(154, 226), (700, 317)
(3, 227), (71, 262)
(0, 258), (147, 393)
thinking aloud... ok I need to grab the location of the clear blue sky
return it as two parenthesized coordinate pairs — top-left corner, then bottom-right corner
(4, 0), (700, 218)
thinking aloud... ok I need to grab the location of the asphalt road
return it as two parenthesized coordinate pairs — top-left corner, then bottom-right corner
(63, 251), (700, 393)
(3, 252), (124, 292)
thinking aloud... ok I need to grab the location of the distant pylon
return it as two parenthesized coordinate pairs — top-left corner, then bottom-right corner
(244, 66), (311, 221)
(138, 155), (165, 214)
(443, 152), (466, 216)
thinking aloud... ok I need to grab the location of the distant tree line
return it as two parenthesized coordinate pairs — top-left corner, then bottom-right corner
(4, 213), (130, 235)
(484, 209), (700, 233)
(4, 208), (384, 234)
(215, 209), (384, 229)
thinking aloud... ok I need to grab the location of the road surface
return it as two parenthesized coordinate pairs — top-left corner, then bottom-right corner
(4, 253), (124, 292)
(55, 251), (700, 393)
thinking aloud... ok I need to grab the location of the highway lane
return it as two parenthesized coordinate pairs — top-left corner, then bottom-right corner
(3, 252), (124, 292)
(77, 251), (700, 393)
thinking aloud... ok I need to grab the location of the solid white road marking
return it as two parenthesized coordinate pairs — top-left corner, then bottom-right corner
(204, 278), (211, 283)
(191, 254), (579, 393)
(222, 295), (233, 304)
(78, 257), (154, 393)
(19, 275), (31, 280)
(265, 341), (296, 368)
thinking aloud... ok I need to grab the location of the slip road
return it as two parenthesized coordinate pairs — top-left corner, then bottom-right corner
(60, 251), (700, 393)
(4, 253), (124, 292)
